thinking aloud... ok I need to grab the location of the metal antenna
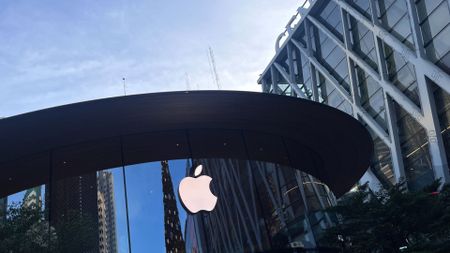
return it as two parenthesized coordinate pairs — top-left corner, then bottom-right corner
(207, 46), (221, 90)
(122, 77), (126, 96)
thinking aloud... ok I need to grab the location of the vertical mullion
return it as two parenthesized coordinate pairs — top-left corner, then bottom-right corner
(304, 20), (320, 102)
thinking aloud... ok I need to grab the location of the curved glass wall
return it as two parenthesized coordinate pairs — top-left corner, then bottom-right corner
(0, 130), (336, 252)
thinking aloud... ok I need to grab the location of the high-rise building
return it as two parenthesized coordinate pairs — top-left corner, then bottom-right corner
(161, 160), (185, 253)
(258, 0), (450, 192)
(97, 171), (118, 253)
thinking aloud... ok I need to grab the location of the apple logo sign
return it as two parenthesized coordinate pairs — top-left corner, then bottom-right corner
(178, 164), (217, 214)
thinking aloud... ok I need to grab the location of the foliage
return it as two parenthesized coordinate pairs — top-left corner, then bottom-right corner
(0, 203), (53, 253)
(0, 203), (98, 253)
(321, 181), (450, 253)
(53, 210), (98, 253)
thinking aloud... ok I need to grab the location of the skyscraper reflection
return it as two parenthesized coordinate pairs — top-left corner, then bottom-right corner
(98, 171), (119, 253)
(162, 160), (186, 253)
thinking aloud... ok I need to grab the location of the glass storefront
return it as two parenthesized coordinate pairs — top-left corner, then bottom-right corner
(0, 130), (336, 253)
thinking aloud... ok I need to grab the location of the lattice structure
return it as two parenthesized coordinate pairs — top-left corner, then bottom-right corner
(258, 0), (450, 191)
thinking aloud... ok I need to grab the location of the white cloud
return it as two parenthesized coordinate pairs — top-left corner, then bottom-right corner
(0, 0), (299, 116)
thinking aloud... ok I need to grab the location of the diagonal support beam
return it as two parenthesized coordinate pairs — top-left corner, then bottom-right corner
(292, 38), (391, 145)
(307, 14), (425, 126)
(333, 0), (450, 95)
(273, 62), (307, 99)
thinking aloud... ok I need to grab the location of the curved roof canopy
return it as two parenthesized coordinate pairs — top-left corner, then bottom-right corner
(0, 91), (373, 197)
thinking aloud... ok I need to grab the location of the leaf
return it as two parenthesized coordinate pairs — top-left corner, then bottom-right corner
(194, 165), (203, 177)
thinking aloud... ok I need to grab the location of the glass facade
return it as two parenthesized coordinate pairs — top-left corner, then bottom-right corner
(416, 0), (450, 74)
(356, 65), (388, 131)
(260, 0), (450, 191)
(394, 102), (434, 190)
(0, 130), (336, 252)
(376, 0), (415, 49)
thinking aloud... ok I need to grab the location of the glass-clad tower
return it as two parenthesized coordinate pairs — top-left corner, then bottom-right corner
(258, 0), (450, 191)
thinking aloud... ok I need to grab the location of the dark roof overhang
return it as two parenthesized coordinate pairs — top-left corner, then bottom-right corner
(0, 91), (373, 197)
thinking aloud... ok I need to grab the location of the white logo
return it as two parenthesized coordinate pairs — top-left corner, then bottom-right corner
(178, 164), (217, 214)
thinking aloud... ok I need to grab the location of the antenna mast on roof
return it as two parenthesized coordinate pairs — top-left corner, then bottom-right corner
(122, 77), (127, 96)
(207, 46), (221, 90)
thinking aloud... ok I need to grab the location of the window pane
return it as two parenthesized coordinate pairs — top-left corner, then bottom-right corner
(394, 103), (434, 191)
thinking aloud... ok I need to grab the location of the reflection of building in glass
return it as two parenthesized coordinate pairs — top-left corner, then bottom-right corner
(49, 173), (100, 251)
(161, 160), (186, 253)
(98, 192), (108, 253)
(258, 0), (450, 192)
(97, 171), (118, 253)
(23, 186), (42, 208)
(185, 159), (335, 252)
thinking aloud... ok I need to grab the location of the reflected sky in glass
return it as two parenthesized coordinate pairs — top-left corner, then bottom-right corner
(123, 159), (188, 253)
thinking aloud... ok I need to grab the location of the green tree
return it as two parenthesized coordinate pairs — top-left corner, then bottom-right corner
(0, 203), (53, 253)
(52, 210), (99, 253)
(0, 203), (98, 253)
(321, 181), (450, 253)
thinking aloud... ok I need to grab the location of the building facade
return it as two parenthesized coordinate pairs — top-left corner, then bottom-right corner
(185, 159), (337, 252)
(97, 171), (119, 253)
(258, 0), (450, 191)
(0, 91), (373, 252)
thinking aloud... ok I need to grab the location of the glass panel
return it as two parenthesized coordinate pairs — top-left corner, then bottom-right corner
(0, 153), (51, 252)
(0, 128), (342, 252)
(356, 65), (388, 131)
(316, 0), (344, 40)
(98, 168), (129, 253)
(0, 185), (49, 252)
(349, 15), (379, 72)
(383, 43), (421, 107)
(50, 137), (123, 252)
(394, 103), (434, 191)
(360, 118), (396, 186)
(313, 28), (350, 94)
(431, 81), (450, 174)
(417, 0), (450, 74)
(416, 0), (444, 23)
(347, 0), (372, 19)
(376, 0), (415, 48)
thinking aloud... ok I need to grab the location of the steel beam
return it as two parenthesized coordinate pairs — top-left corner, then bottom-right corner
(274, 62), (307, 99)
(333, 0), (450, 95)
(303, 19), (321, 102)
(270, 66), (282, 95)
(292, 34), (392, 145)
(404, 0), (450, 183)
(307, 14), (425, 126)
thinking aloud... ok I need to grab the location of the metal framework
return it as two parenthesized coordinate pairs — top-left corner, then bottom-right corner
(258, 0), (450, 190)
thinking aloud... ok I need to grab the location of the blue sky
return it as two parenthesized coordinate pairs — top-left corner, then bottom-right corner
(3, 1), (300, 252)
(0, 0), (300, 117)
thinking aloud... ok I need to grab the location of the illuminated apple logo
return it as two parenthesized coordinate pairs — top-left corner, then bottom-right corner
(178, 164), (217, 214)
